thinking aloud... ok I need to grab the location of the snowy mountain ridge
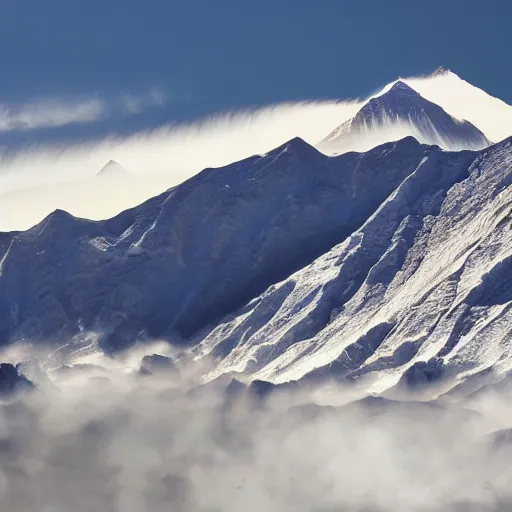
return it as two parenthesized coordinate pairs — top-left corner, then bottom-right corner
(0, 136), (433, 351)
(2, 71), (512, 402)
(195, 136), (512, 398)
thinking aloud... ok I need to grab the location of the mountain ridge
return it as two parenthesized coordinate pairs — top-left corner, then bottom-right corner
(196, 136), (512, 399)
(1, 73), (512, 402)
(0, 135), (434, 351)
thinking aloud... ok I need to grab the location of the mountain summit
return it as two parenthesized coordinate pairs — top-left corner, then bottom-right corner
(320, 80), (491, 153)
(96, 160), (129, 178)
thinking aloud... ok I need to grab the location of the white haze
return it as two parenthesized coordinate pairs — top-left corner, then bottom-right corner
(0, 101), (361, 231)
(0, 340), (512, 512)
(319, 116), (485, 155)
(0, 88), (168, 133)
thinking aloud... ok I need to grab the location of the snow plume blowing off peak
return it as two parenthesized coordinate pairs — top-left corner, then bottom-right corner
(0, 341), (512, 512)
(319, 78), (491, 154)
(374, 67), (512, 144)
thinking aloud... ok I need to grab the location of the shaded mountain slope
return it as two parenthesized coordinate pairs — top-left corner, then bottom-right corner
(0, 136), (431, 351)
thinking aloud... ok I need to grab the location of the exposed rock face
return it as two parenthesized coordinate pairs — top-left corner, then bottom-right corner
(139, 354), (179, 376)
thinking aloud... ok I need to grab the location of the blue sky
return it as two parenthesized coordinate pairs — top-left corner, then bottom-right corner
(0, 0), (510, 146)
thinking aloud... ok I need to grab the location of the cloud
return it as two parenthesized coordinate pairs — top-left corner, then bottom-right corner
(0, 88), (170, 133)
(0, 97), (105, 132)
(119, 87), (168, 115)
(0, 340), (510, 512)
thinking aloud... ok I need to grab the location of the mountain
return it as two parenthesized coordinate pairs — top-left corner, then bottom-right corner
(2, 72), (512, 402)
(2, 130), (512, 402)
(319, 80), (491, 154)
(95, 160), (130, 178)
(195, 136), (512, 399)
(0, 136), (434, 351)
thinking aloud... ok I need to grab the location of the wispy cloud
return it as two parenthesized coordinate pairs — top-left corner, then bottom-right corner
(0, 88), (170, 133)
(0, 97), (105, 132)
(119, 87), (168, 115)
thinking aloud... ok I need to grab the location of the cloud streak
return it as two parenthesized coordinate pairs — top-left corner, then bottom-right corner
(0, 97), (105, 132)
(0, 88), (170, 133)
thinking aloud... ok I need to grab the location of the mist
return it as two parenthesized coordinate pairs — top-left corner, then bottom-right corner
(0, 339), (511, 512)
(0, 100), (361, 232)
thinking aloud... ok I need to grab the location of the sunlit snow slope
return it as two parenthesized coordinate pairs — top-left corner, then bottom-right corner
(395, 67), (512, 144)
(196, 136), (512, 399)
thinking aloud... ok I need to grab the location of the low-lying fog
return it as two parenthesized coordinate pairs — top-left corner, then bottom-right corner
(0, 342), (511, 512)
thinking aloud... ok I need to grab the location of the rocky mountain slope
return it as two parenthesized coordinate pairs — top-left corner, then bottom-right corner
(1, 74), (512, 401)
(195, 136), (512, 399)
(0, 136), (431, 351)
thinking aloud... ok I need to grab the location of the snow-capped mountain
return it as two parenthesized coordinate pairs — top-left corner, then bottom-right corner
(195, 136), (512, 399)
(2, 131), (512, 400)
(319, 80), (491, 154)
(95, 159), (130, 178)
(2, 71), (512, 402)
(392, 67), (512, 144)
(0, 136), (432, 350)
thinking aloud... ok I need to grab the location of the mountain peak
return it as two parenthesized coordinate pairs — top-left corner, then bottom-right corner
(272, 136), (323, 161)
(285, 136), (317, 153)
(320, 76), (490, 153)
(96, 160), (129, 178)
(387, 80), (419, 97)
